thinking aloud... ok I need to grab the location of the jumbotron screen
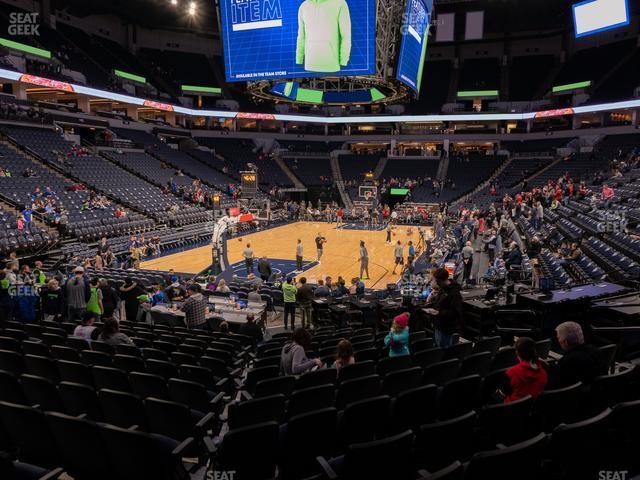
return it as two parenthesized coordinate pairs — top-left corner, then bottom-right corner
(219, 0), (376, 82)
(396, 0), (433, 95)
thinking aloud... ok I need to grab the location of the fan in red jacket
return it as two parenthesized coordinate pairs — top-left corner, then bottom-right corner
(503, 337), (548, 403)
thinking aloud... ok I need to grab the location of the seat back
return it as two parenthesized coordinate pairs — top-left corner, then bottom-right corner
(228, 394), (286, 430)
(342, 395), (391, 445)
(423, 359), (460, 386)
(282, 408), (338, 480)
(337, 360), (376, 383)
(382, 367), (423, 397)
(466, 432), (548, 480)
(336, 374), (381, 409)
(98, 389), (148, 430)
(287, 384), (335, 418)
(391, 384), (438, 432)
(59, 382), (102, 420)
(377, 355), (412, 376)
(414, 411), (477, 471)
(46, 411), (111, 479)
(0, 401), (60, 468)
(343, 429), (415, 480)
(217, 421), (279, 480)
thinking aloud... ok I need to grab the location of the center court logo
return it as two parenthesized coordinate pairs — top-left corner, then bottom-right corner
(8, 12), (40, 36)
(229, 0), (282, 31)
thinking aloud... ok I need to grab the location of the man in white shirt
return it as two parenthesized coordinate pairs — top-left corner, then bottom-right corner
(243, 243), (254, 275)
(296, 239), (304, 272)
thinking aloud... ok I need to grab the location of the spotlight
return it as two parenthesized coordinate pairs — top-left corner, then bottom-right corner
(170, 0), (177, 5)
(188, 1), (196, 15)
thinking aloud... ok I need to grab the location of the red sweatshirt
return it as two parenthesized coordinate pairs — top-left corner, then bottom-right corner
(504, 360), (548, 403)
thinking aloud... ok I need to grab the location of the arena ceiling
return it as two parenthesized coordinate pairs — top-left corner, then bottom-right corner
(52, 0), (579, 35)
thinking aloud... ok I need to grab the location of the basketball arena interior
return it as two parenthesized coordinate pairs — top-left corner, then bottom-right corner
(0, 0), (640, 478)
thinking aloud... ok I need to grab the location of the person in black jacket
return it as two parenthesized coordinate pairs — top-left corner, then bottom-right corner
(297, 277), (315, 329)
(119, 278), (144, 322)
(549, 321), (607, 388)
(504, 242), (523, 268)
(239, 313), (264, 347)
(98, 278), (120, 319)
(424, 268), (463, 347)
(40, 278), (64, 321)
(258, 257), (272, 283)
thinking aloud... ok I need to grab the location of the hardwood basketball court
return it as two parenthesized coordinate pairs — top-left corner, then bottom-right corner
(141, 222), (433, 289)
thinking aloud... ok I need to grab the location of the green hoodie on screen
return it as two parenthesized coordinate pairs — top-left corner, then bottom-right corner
(296, 0), (352, 73)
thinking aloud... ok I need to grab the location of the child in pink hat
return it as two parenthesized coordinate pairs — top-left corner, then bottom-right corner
(384, 312), (410, 357)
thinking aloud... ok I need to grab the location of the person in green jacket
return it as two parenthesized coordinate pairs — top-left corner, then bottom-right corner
(33, 261), (46, 285)
(282, 277), (298, 330)
(384, 312), (410, 357)
(296, 0), (352, 73)
(86, 278), (104, 316)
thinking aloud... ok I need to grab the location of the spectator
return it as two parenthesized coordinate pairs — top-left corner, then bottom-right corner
(258, 256), (272, 282)
(333, 339), (355, 371)
(73, 311), (100, 341)
(182, 284), (208, 330)
(314, 279), (330, 297)
(349, 277), (364, 295)
(150, 285), (166, 306)
(216, 279), (231, 294)
(461, 240), (474, 283)
(425, 268), (463, 347)
(18, 265), (35, 285)
(40, 278), (64, 322)
(280, 327), (322, 375)
(247, 284), (262, 303)
(32, 261), (46, 285)
(297, 277), (314, 329)
(501, 337), (548, 403)
(99, 278), (119, 319)
(205, 276), (217, 291)
(98, 317), (134, 346)
(505, 242), (523, 269)
(334, 277), (348, 296)
(550, 321), (607, 387)
(282, 277), (297, 330)
(65, 266), (89, 321)
(560, 242), (582, 264)
(384, 313), (410, 357)
(164, 283), (186, 302)
(120, 278), (144, 321)
(247, 273), (263, 288)
(86, 278), (104, 316)
(239, 313), (263, 346)
(243, 243), (254, 274)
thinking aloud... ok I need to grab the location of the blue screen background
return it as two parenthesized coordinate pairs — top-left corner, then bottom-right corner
(220, 0), (376, 82)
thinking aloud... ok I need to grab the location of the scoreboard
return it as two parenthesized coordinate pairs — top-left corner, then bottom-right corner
(241, 171), (258, 197)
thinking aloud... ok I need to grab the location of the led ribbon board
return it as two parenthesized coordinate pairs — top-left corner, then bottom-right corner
(1, 67), (640, 123)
